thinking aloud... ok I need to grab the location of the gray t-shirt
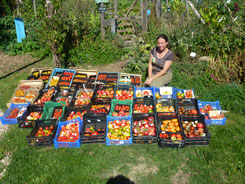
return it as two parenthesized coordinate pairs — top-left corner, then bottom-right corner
(150, 47), (174, 75)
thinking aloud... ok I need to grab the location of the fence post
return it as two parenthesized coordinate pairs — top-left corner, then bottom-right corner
(100, 3), (105, 39)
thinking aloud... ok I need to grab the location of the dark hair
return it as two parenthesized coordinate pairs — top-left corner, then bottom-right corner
(156, 34), (170, 49)
(156, 34), (169, 42)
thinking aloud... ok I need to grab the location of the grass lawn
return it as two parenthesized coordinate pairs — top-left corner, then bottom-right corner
(0, 58), (244, 184)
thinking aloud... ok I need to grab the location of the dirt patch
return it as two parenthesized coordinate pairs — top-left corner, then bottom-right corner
(75, 59), (128, 73)
(0, 152), (12, 179)
(0, 52), (36, 77)
(170, 163), (190, 184)
(102, 156), (159, 183)
(127, 156), (159, 182)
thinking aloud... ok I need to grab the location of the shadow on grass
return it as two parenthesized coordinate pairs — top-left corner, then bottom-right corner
(106, 175), (135, 184)
(0, 58), (44, 80)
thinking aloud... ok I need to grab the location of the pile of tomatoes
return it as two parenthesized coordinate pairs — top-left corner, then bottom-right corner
(107, 119), (131, 140)
(182, 120), (206, 137)
(58, 122), (79, 142)
(66, 110), (87, 120)
(84, 126), (105, 136)
(132, 116), (156, 136)
(115, 89), (133, 100)
(52, 108), (63, 119)
(160, 118), (181, 132)
(35, 125), (55, 137)
(133, 104), (154, 113)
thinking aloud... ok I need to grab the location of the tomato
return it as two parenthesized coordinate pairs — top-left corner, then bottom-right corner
(197, 123), (204, 128)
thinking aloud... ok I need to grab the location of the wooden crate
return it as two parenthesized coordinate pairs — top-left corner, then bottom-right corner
(7, 80), (44, 108)
(76, 69), (98, 78)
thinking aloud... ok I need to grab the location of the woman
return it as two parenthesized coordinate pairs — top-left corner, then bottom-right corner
(144, 34), (174, 87)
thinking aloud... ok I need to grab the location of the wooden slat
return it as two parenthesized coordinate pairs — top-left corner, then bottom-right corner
(117, 28), (134, 33)
(118, 22), (133, 27)
(119, 34), (134, 40)
(118, 16), (141, 21)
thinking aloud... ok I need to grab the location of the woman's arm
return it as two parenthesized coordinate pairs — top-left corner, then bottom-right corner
(148, 54), (153, 78)
(145, 60), (173, 85)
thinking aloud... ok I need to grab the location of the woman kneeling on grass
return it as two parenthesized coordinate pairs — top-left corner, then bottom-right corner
(144, 34), (174, 87)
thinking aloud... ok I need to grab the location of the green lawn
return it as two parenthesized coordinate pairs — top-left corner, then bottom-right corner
(0, 58), (244, 184)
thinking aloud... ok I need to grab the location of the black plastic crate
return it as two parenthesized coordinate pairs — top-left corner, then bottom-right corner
(158, 132), (185, 148)
(34, 88), (59, 107)
(155, 98), (176, 113)
(176, 106), (199, 115)
(89, 75), (96, 80)
(180, 114), (211, 146)
(133, 98), (155, 114)
(26, 119), (58, 147)
(64, 106), (89, 121)
(96, 72), (107, 81)
(55, 88), (75, 106)
(107, 73), (119, 78)
(93, 85), (115, 99)
(156, 114), (183, 133)
(175, 98), (198, 107)
(131, 113), (157, 143)
(90, 97), (112, 105)
(41, 70), (52, 76)
(81, 113), (107, 143)
(17, 105), (43, 128)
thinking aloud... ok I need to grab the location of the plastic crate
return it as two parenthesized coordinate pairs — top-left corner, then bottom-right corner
(175, 98), (199, 115)
(1, 103), (30, 125)
(153, 87), (173, 99)
(106, 116), (132, 145)
(17, 105), (43, 128)
(26, 119), (58, 147)
(53, 117), (82, 148)
(64, 106), (89, 121)
(81, 113), (107, 144)
(93, 85), (115, 99)
(157, 132), (185, 148)
(109, 99), (133, 117)
(173, 88), (195, 99)
(54, 89), (75, 107)
(115, 85), (134, 101)
(155, 98), (175, 113)
(180, 114), (211, 146)
(41, 101), (66, 120)
(134, 87), (154, 98)
(132, 98), (155, 114)
(156, 113), (182, 133)
(197, 100), (226, 125)
(131, 113), (157, 144)
(45, 68), (76, 88)
(33, 87), (59, 107)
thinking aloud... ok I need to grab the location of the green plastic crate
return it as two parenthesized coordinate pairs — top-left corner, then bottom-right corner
(109, 99), (133, 116)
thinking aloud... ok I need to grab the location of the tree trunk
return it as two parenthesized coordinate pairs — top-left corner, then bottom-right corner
(46, 0), (61, 67)
(51, 43), (61, 68)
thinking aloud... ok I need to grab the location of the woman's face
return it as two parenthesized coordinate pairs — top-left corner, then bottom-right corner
(157, 38), (168, 51)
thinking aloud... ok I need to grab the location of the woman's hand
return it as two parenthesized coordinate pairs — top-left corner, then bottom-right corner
(145, 77), (153, 85)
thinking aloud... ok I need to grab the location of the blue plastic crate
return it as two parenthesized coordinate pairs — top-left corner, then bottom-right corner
(197, 100), (226, 125)
(46, 68), (76, 88)
(0, 103), (30, 125)
(106, 116), (132, 145)
(173, 88), (195, 99)
(153, 87), (173, 99)
(134, 87), (155, 98)
(53, 117), (82, 148)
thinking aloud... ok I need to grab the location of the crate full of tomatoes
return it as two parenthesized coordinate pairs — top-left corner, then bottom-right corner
(106, 116), (132, 145)
(132, 114), (157, 144)
(0, 103), (30, 125)
(17, 105), (43, 128)
(26, 119), (58, 147)
(180, 114), (211, 146)
(53, 117), (82, 148)
(80, 113), (107, 144)
(156, 113), (185, 148)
